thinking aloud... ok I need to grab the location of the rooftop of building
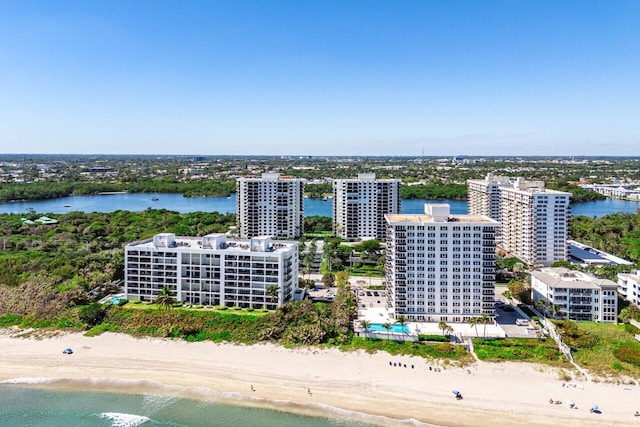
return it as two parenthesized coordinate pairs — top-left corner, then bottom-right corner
(334, 173), (401, 183)
(237, 172), (303, 181)
(568, 239), (632, 266)
(386, 204), (498, 224)
(500, 185), (572, 196)
(467, 173), (512, 185)
(531, 267), (618, 289)
(127, 233), (296, 254)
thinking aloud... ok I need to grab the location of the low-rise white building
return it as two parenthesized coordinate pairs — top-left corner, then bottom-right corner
(531, 267), (618, 322)
(125, 233), (298, 309)
(618, 270), (640, 307)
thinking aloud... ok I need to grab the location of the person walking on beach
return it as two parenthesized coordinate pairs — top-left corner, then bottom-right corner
(307, 388), (312, 396)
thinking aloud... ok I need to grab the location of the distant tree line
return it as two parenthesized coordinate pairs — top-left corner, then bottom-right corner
(401, 183), (467, 200)
(0, 180), (237, 202)
(304, 183), (332, 199)
(546, 180), (606, 203)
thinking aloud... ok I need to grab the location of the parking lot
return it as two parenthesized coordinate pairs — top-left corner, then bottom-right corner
(358, 290), (386, 309)
(494, 300), (538, 337)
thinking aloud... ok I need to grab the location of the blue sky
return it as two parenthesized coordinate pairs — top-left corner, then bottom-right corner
(0, 1), (638, 156)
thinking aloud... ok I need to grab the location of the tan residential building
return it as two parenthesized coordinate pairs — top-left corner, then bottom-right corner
(499, 178), (571, 266)
(531, 267), (618, 322)
(467, 173), (511, 221)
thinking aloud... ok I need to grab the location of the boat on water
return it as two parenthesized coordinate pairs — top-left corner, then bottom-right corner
(63, 204), (71, 208)
(151, 197), (159, 201)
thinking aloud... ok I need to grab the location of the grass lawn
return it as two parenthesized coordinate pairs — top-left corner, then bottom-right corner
(473, 337), (570, 367)
(557, 321), (640, 377)
(340, 337), (474, 365)
(124, 302), (269, 316)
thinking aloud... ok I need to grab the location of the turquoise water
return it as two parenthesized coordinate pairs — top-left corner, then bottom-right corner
(108, 295), (127, 305)
(0, 385), (380, 427)
(368, 323), (409, 333)
(0, 192), (636, 218)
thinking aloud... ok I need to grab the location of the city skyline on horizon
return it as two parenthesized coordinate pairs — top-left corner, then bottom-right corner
(1, 1), (638, 156)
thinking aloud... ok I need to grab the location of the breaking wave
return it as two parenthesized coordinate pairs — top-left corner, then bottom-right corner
(98, 412), (151, 427)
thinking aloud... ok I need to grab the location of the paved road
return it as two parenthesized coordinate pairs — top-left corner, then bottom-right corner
(495, 301), (535, 337)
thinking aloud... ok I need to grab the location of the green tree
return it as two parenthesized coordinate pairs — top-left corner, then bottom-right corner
(266, 285), (280, 308)
(395, 315), (407, 337)
(468, 316), (480, 337)
(479, 313), (491, 338)
(322, 272), (336, 287)
(155, 286), (176, 310)
(79, 303), (107, 328)
(438, 320), (450, 336)
(381, 322), (392, 340)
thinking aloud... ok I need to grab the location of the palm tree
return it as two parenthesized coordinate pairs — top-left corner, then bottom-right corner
(479, 313), (491, 338)
(550, 304), (561, 319)
(360, 319), (371, 334)
(512, 262), (525, 277)
(535, 299), (549, 317)
(155, 286), (176, 310)
(266, 285), (280, 308)
(381, 322), (392, 341)
(438, 320), (449, 336)
(468, 316), (480, 337)
(445, 325), (454, 337)
(395, 315), (407, 337)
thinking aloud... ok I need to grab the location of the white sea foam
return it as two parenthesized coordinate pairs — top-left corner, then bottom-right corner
(0, 377), (58, 385)
(142, 393), (176, 412)
(98, 412), (151, 427)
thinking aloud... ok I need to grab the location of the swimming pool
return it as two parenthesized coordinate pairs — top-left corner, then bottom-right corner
(100, 293), (127, 305)
(367, 323), (410, 333)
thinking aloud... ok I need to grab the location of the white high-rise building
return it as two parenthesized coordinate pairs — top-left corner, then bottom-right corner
(618, 270), (640, 307)
(499, 178), (571, 266)
(333, 173), (401, 240)
(385, 204), (498, 323)
(125, 233), (298, 309)
(236, 173), (304, 239)
(467, 173), (511, 221)
(531, 268), (618, 322)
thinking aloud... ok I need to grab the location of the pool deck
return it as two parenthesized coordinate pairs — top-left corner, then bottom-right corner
(98, 293), (126, 304)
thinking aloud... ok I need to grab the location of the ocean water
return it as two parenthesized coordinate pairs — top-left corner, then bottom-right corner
(0, 381), (391, 427)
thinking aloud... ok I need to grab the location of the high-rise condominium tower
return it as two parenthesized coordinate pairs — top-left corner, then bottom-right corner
(385, 204), (498, 323)
(236, 173), (304, 239)
(467, 173), (511, 221)
(499, 178), (571, 266)
(333, 173), (401, 240)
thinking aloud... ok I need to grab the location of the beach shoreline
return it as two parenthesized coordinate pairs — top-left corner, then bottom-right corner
(0, 328), (638, 426)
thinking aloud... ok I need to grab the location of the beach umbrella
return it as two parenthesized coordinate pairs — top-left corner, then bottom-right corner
(452, 390), (460, 395)
(590, 404), (599, 411)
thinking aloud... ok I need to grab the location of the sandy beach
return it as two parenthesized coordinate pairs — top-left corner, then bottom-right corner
(0, 328), (638, 426)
